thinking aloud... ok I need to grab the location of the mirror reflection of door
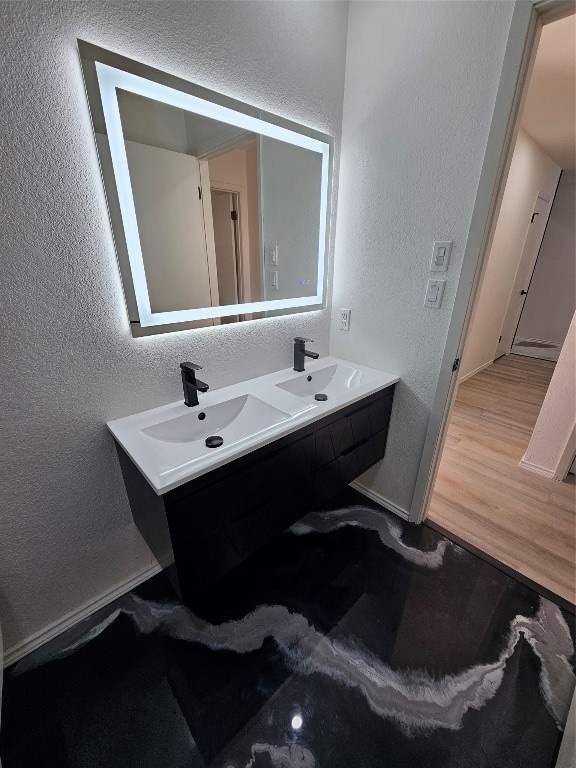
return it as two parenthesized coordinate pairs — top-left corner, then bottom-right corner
(211, 190), (241, 323)
(205, 138), (262, 315)
(125, 141), (216, 314)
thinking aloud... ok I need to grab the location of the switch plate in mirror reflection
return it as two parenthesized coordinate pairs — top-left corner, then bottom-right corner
(78, 40), (332, 336)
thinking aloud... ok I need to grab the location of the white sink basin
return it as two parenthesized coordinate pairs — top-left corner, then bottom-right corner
(143, 394), (290, 451)
(107, 356), (398, 494)
(276, 362), (382, 403)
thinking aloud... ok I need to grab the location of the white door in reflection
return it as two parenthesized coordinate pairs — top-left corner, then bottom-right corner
(211, 189), (241, 323)
(125, 141), (217, 314)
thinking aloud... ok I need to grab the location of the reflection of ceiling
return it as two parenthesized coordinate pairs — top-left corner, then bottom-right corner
(521, 14), (576, 169)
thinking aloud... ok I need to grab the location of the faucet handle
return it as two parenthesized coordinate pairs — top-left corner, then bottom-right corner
(294, 337), (314, 344)
(180, 361), (202, 373)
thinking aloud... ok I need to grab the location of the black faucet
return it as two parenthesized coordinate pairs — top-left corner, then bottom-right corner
(293, 337), (319, 372)
(180, 362), (209, 407)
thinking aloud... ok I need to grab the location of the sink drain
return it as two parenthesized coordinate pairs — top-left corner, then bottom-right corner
(205, 435), (223, 448)
(314, 393), (328, 402)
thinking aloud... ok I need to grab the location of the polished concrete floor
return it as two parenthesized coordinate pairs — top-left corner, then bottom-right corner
(429, 354), (576, 605)
(1, 488), (574, 768)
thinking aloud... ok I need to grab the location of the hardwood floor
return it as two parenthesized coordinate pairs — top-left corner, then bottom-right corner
(428, 354), (576, 606)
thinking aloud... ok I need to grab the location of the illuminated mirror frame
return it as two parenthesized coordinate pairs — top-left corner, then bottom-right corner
(79, 42), (331, 329)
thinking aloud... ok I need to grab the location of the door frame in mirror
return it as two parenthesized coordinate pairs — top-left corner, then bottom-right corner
(78, 41), (332, 331)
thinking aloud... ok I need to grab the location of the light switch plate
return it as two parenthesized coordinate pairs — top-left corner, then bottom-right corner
(267, 244), (278, 265)
(424, 278), (446, 308)
(430, 240), (452, 272)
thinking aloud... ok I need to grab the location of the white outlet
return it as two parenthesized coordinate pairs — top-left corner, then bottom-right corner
(339, 308), (351, 331)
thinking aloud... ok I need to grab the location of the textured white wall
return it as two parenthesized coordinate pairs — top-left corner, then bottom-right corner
(461, 129), (560, 378)
(0, 1), (348, 653)
(330, 0), (514, 514)
(517, 170), (576, 346)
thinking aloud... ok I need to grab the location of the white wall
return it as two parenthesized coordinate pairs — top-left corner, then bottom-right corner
(521, 313), (576, 478)
(0, 1), (348, 655)
(260, 137), (322, 300)
(516, 170), (576, 346)
(460, 129), (560, 378)
(330, 0), (515, 514)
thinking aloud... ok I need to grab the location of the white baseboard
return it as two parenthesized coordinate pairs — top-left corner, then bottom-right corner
(3, 562), (162, 667)
(349, 481), (410, 520)
(458, 359), (494, 383)
(518, 457), (556, 480)
(513, 336), (560, 348)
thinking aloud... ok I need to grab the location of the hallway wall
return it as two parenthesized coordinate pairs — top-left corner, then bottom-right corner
(460, 129), (560, 380)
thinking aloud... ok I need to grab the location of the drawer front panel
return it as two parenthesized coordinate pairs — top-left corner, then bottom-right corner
(369, 393), (393, 434)
(314, 425), (337, 468)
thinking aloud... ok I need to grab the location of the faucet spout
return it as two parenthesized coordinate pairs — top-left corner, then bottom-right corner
(293, 337), (319, 372)
(180, 362), (209, 407)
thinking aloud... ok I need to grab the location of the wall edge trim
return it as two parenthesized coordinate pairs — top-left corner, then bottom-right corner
(349, 481), (410, 520)
(458, 359), (495, 384)
(3, 562), (162, 667)
(518, 457), (556, 479)
(555, 423), (576, 481)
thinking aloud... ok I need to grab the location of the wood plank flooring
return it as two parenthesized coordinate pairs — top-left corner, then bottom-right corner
(428, 354), (576, 606)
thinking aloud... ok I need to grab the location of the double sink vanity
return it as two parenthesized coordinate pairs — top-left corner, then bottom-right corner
(109, 351), (398, 607)
(78, 41), (400, 608)
(80, 40), (399, 608)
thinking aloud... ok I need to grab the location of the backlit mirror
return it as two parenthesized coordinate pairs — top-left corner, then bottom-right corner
(78, 41), (332, 335)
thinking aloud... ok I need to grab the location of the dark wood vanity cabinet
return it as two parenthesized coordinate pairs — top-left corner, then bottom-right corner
(117, 385), (395, 606)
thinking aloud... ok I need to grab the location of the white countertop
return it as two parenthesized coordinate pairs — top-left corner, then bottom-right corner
(107, 356), (399, 495)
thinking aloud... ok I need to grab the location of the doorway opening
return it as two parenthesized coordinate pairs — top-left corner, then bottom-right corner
(210, 189), (243, 323)
(425, 10), (576, 606)
(510, 169), (575, 361)
(202, 136), (263, 324)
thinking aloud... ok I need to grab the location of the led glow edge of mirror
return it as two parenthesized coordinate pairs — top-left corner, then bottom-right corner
(94, 62), (329, 327)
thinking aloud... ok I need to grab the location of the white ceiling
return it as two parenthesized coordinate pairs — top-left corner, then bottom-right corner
(521, 14), (576, 169)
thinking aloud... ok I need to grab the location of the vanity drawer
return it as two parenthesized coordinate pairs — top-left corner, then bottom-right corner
(167, 432), (314, 543)
(313, 392), (390, 471)
(369, 392), (393, 434)
(314, 407), (368, 468)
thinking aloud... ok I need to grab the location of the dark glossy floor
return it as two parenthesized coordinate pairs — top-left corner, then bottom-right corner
(1, 488), (574, 768)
